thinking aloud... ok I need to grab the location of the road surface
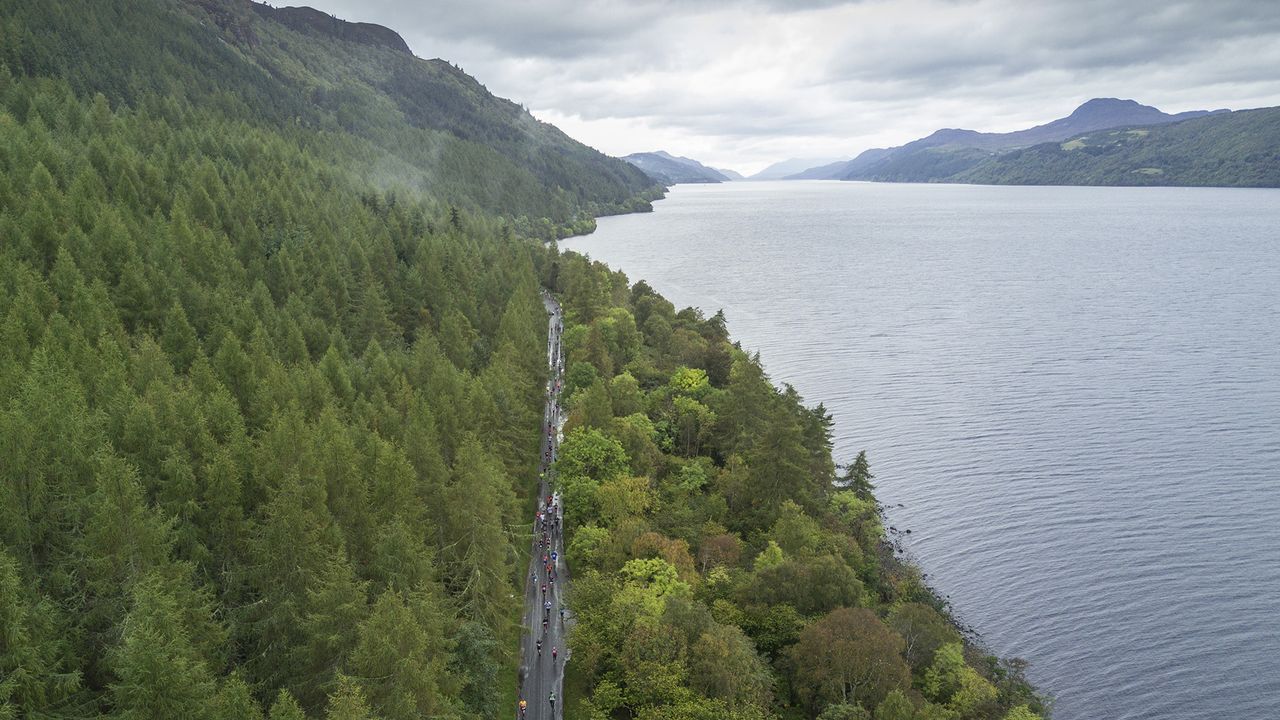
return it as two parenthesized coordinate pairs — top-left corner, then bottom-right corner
(518, 291), (570, 720)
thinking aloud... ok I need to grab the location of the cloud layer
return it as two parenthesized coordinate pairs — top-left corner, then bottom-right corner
(291, 0), (1280, 174)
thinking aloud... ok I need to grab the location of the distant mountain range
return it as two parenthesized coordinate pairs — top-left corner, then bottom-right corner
(629, 98), (1279, 189)
(623, 151), (733, 184)
(750, 157), (846, 180)
(783, 98), (1280, 186)
(957, 106), (1280, 186)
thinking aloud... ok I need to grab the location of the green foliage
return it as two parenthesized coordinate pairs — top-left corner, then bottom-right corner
(211, 675), (265, 720)
(789, 608), (909, 712)
(610, 371), (645, 416)
(568, 524), (613, 571)
(687, 623), (773, 706)
(267, 690), (307, 720)
(348, 590), (449, 720)
(754, 541), (785, 570)
(107, 575), (218, 720)
(874, 689), (915, 720)
(565, 360), (601, 399)
(818, 705), (872, 720)
(0, 7), (576, 712)
(555, 426), (630, 527)
(841, 450), (876, 498)
(449, 621), (502, 718)
(669, 366), (711, 397)
(571, 377), (615, 430)
(924, 643), (1000, 717)
(0, 0), (660, 238)
(0, 3), (1044, 718)
(889, 603), (962, 673)
(323, 676), (379, 720)
(0, 550), (81, 717)
(553, 251), (1046, 720)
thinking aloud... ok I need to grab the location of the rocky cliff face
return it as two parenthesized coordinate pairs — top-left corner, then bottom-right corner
(188, 0), (260, 46)
(250, 3), (413, 55)
(187, 0), (413, 55)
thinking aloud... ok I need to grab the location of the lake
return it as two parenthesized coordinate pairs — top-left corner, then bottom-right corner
(562, 181), (1280, 720)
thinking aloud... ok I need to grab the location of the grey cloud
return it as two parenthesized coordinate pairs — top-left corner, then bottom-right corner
(302, 0), (864, 60)
(825, 0), (1280, 90)
(290, 0), (1280, 171)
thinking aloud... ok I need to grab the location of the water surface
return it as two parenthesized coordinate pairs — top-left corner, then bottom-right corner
(563, 181), (1280, 720)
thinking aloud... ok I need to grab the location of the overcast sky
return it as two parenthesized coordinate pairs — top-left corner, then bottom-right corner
(289, 0), (1280, 175)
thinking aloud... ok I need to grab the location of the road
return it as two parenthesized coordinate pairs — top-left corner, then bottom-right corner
(518, 291), (570, 720)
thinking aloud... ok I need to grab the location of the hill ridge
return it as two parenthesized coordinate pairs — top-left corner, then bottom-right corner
(250, 2), (413, 55)
(623, 150), (730, 184)
(786, 98), (1221, 181)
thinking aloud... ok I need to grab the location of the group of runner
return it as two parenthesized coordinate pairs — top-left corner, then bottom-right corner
(534, 493), (564, 633)
(519, 300), (566, 719)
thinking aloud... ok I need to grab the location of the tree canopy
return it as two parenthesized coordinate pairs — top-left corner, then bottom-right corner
(549, 253), (1048, 720)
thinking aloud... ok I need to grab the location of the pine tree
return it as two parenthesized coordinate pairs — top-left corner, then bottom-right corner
(76, 452), (175, 650)
(88, 92), (113, 135)
(743, 404), (813, 526)
(210, 674), (263, 720)
(841, 450), (876, 499)
(438, 308), (476, 370)
(348, 590), (448, 720)
(293, 552), (369, 709)
(0, 550), (81, 718)
(450, 621), (500, 719)
(443, 437), (514, 631)
(351, 278), (399, 351)
(324, 676), (378, 720)
(212, 332), (255, 415)
(107, 575), (217, 720)
(267, 690), (306, 720)
(161, 303), (201, 373)
(241, 471), (341, 698)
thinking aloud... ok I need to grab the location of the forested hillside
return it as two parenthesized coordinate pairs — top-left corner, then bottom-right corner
(548, 257), (1047, 720)
(832, 98), (1219, 183)
(0, 0), (656, 717)
(622, 152), (730, 185)
(0, 57), (566, 720)
(957, 107), (1280, 186)
(0, 0), (660, 238)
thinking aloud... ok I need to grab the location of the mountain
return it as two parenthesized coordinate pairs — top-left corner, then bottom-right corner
(250, 3), (414, 53)
(12, 0), (659, 237)
(716, 167), (746, 180)
(814, 99), (1225, 183)
(785, 151), (893, 180)
(750, 157), (846, 180)
(986, 98), (1218, 148)
(957, 105), (1280, 187)
(623, 151), (731, 184)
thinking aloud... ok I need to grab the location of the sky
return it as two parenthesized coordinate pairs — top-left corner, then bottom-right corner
(284, 0), (1280, 175)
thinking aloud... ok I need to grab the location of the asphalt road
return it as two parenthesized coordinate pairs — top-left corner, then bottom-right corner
(518, 292), (571, 720)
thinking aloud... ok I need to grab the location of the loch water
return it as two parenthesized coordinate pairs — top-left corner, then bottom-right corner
(562, 181), (1280, 720)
